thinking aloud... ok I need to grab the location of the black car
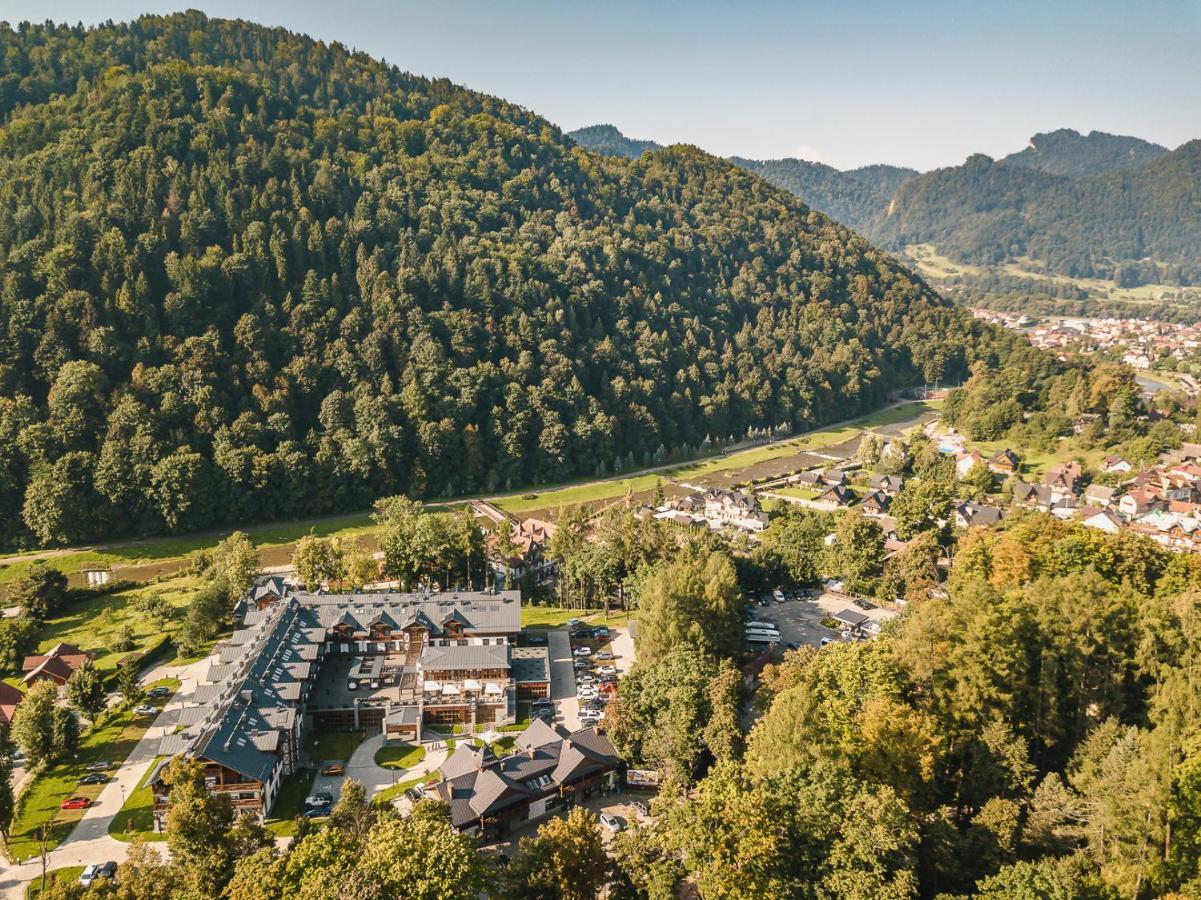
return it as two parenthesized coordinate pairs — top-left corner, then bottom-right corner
(531, 698), (554, 708)
(534, 707), (554, 721)
(523, 633), (548, 645)
(79, 773), (109, 785)
(853, 598), (878, 611)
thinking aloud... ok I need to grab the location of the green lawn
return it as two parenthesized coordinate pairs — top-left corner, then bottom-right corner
(491, 400), (939, 515)
(0, 510), (376, 589)
(108, 754), (165, 841)
(6, 679), (179, 862)
(520, 606), (583, 629)
(374, 742), (426, 771)
(15, 575), (200, 680)
(770, 485), (821, 501)
(25, 866), (85, 899)
(264, 767), (315, 837)
(371, 773), (439, 807)
(303, 729), (367, 762)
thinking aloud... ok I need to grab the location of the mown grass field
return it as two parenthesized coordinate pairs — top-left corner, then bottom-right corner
(108, 754), (165, 841)
(374, 742), (426, 770)
(2, 575), (202, 691)
(25, 866), (85, 898)
(520, 606), (581, 629)
(264, 767), (315, 837)
(6, 678), (179, 862)
(492, 401), (940, 515)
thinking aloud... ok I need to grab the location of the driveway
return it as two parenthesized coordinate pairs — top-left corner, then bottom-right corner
(547, 628), (580, 731)
(309, 734), (450, 804)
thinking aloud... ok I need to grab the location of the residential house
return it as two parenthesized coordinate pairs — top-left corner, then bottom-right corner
(434, 718), (621, 838)
(489, 517), (558, 588)
(1082, 508), (1123, 534)
(1012, 481), (1053, 511)
(861, 490), (891, 517)
(818, 484), (855, 507)
(1044, 461), (1083, 495)
(1119, 488), (1165, 519)
(1083, 484), (1117, 508)
(955, 451), (986, 479)
(868, 474), (904, 495)
(0, 682), (22, 726)
(699, 489), (769, 532)
(22, 643), (94, 687)
(953, 502), (1005, 529)
(988, 449), (1020, 475)
(1104, 456), (1133, 474)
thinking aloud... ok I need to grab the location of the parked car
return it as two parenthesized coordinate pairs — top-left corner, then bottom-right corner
(596, 665), (617, 676)
(592, 628), (610, 640)
(134, 704), (158, 716)
(86, 761), (113, 772)
(60, 796), (91, 810)
(533, 707), (554, 722)
(599, 682), (618, 693)
(523, 633), (547, 645)
(565, 618), (581, 628)
(79, 862), (117, 887)
(347, 679), (359, 691)
(632, 800), (650, 818)
(305, 792), (334, 808)
(303, 807), (329, 819)
(758, 597), (771, 607)
(405, 786), (425, 802)
(531, 698), (554, 708)
(79, 773), (109, 785)
(580, 715), (601, 728)
(599, 813), (623, 833)
(147, 686), (171, 698)
(572, 646), (592, 657)
(593, 651), (614, 660)
(577, 690), (598, 701)
(853, 598), (878, 611)
(772, 589), (786, 603)
(321, 763), (345, 776)
(573, 659), (592, 669)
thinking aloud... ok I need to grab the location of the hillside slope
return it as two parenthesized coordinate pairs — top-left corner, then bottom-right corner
(567, 123), (662, 158)
(872, 144), (1201, 285)
(0, 14), (1018, 548)
(999, 128), (1168, 177)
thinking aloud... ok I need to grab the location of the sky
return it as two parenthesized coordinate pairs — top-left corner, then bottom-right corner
(5, 0), (1201, 171)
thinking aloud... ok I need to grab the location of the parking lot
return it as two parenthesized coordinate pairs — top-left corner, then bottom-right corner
(749, 591), (898, 649)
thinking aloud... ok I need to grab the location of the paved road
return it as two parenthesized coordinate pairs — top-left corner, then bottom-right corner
(308, 733), (446, 802)
(547, 628), (580, 732)
(0, 655), (214, 898)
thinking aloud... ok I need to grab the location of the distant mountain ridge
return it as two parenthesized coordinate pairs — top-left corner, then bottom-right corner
(570, 123), (1201, 286)
(568, 125), (915, 230)
(999, 128), (1168, 177)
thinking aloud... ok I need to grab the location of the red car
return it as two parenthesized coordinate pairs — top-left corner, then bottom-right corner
(60, 796), (91, 810)
(598, 682), (618, 693)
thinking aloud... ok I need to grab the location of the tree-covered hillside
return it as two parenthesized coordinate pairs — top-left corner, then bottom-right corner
(0, 13), (1012, 550)
(872, 144), (1201, 285)
(567, 123), (662, 159)
(999, 127), (1168, 177)
(731, 157), (918, 231)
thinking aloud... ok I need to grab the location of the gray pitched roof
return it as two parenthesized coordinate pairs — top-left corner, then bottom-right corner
(419, 644), (510, 672)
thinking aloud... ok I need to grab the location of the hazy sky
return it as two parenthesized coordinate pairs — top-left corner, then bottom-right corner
(6, 0), (1200, 170)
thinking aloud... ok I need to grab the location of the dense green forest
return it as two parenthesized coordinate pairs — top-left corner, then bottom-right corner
(873, 144), (1201, 285)
(998, 127), (1168, 177)
(566, 123), (663, 159)
(568, 124), (917, 230)
(575, 124), (1201, 291)
(0, 13), (1015, 549)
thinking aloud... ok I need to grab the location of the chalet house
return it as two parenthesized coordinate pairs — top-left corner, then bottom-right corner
(1044, 461), (1083, 495)
(700, 489), (769, 532)
(955, 451), (986, 479)
(953, 502), (1005, 529)
(1082, 508), (1123, 534)
(1083, 484), (1117, 508)
(861, 490), (891, 517)
(434, 718), (620, 839)
(1012, 481), (1053, 511)
(1104, 456), (1133, 474)
(489, 517), (558, 588)
(246, 576), (289, 611)
(0, 682), (22, 726)
(868, 474), (904, 495)
(792, 470), (824, 487)
(818, 484), (855, 507)
(22, 643), (94, 687)
(821, 470), (848, 487)
(988, 449), (1020, 475)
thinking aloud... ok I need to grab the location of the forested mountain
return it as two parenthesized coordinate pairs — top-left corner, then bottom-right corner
(0, 13), (1009, 549)
(731, 157), (918, 230)
(872, 143), (1201, 285)
(566, 123), (662, 159)
(999, 127), (1168, 177)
